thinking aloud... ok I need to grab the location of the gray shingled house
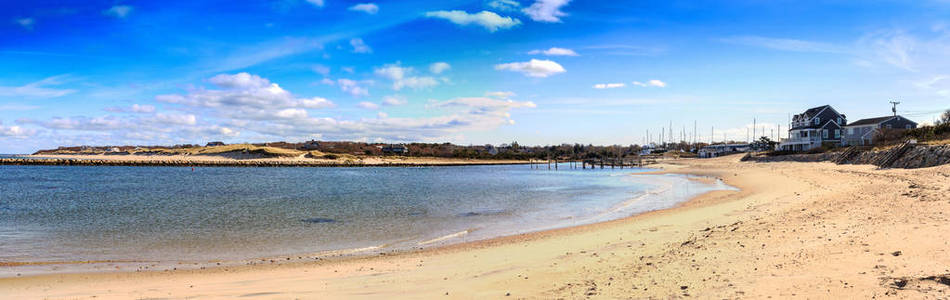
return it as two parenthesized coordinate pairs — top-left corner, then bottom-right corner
(777, 105), (847, 151)
(842, 115), (918, 146)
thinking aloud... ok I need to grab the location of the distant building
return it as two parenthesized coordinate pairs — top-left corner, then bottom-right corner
(381, 144), (409, 155)
(842, 115), (918, 146)
(206, 141), (226, 147)
(777, 105), (847, 151)
(302, 140), (320, 150)
(698, 143), (750, 158)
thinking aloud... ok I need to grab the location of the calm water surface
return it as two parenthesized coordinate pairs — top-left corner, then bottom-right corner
(0, 164), (731, 274)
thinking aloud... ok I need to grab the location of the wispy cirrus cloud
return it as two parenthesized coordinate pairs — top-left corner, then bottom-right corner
(0, 75), (77, 98)
(721, 35), (849, 53)
(528, 47), (578, 56)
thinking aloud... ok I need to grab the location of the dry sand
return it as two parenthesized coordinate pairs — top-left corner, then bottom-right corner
(2, 155), (950, 299)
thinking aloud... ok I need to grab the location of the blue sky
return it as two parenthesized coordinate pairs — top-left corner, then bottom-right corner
(2, 0), (949, 153)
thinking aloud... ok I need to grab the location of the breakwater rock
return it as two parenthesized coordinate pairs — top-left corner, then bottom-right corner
(0, 158), (530, 168)
(741, 144), (950, 169)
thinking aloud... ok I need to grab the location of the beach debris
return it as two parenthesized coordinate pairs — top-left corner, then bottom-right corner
(300, 218), (338, 224)
(891, 251), (902, 256)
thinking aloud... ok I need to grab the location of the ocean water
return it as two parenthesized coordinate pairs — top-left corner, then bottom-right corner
(0, 164), (732, 275)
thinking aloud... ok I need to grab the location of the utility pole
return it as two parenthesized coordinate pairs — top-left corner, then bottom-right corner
(890, 100), (901, 116)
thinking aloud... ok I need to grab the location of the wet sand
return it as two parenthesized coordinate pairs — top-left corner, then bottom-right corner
(2, 155), (949, 298)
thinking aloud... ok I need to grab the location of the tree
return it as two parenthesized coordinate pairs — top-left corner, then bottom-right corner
(939, 109), (950, 125)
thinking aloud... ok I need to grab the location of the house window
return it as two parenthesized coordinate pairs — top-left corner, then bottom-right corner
(814, 118), (820, 125)
(834, 129), (840, 138)
(885, 124), (892, 129)
(837, 117), (842, 124)
(847, 128), (853, 135)
(822, 130), (828, 139)
(905, 124), (912, 129)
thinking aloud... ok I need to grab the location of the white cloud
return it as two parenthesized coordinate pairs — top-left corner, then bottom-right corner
(350, 38), (372, 54)
(348, 3), (379, 14)
(424, 10), (521, 32)
(357, 101), (380, 110)
(632, 80), (666, 87)
(103, 5), (133, 19)
(105, 104), (156, 113)
(306, 0), (325, 7)
(494, 59), (566, 77)
(0, 75), (77, 98)
(374, 63), (440, 90)
(208, 72), (270, 89)
(0, 120), (36, 138)
(300, 97), (335, 108)
(156, 72), (335, 113)
(155, 113), (197, 125)
(528, 47), (578, 56)
(14, 73), (540, 146)
(593, 83), (625, 89)
(522, 0), (570, 23)
(15, 17), (34, 30)
(485, 91), (515, 98)
(337, 79), (369, 97)
(382, 95), (407, 106)
(429, 62), (451, 74)
(376, 112), (388, 118)
(487, 0), (521, 11)
(274, 108), (308, 119)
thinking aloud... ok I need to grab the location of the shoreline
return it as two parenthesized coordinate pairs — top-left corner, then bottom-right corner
(0, 155), (536, 168)
(0, 167), (720, 278)
(3, 156), (949, 298)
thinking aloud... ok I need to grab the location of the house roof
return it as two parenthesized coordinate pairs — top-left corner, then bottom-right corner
(802, 105), (830, 118)
(846, 116), (894, 126)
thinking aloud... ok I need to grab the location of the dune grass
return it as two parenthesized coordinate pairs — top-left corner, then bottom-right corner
(130, 144), (307, 157)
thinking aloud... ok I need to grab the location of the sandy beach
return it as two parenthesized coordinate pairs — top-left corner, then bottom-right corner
(2, 155), (949, 299)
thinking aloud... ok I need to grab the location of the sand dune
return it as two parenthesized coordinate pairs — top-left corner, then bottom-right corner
(2, 155), (949, 299)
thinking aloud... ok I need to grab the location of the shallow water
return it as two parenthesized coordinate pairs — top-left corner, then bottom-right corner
(0, 163), (731, 275)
